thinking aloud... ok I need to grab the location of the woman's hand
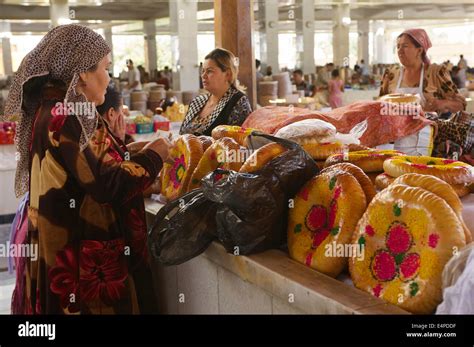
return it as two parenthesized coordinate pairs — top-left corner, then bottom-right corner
(423, 97), (439, 112)
(424, 97), (465, 114)
(126, 141), (149, 154)
(142, 137), (173, 163)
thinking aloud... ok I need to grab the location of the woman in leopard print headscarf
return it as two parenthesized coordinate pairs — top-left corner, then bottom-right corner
(3, 24), (167, 314)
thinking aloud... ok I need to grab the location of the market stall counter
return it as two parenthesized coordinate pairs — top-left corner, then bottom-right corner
(144, 198), (409, 314)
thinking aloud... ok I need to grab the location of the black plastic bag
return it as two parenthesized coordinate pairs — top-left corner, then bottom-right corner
(147, 189), (217, 265)
(201, 132), (319, 255)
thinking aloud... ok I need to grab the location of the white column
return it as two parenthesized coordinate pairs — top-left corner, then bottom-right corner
(169, 0), (199, 91)
(49, 0), (70, 28)
(1, 38), (12, 76)
(332, 4), (350, 67)
(383, 29), (393, 64)
(295, 0), (315, 74)
(143, 19), (157, 77)
(259, 0), (279, 73)
(357, 19), (369, 65)
(373, 20), (386, 64)
(103, 26), (114, 76)
(0, 22), (13, 75)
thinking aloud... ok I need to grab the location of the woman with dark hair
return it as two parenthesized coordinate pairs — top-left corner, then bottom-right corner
(379, 29), (471, 159)
(180, 48), (252, 136)
(379, 28), (465, 113)
(2, 24), (171, 314)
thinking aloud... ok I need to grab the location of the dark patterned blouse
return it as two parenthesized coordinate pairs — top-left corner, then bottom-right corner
(180, 86), (252, 136)
(20, 81), (162, 314)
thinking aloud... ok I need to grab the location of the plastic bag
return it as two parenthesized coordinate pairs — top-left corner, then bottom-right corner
(201, 132), (319, 255)
(436, 244), (474, 314)
(147, 189), (218, 265)
(333, 119), (368, 145)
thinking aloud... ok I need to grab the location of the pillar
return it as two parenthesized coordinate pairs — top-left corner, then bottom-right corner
(143, 19), (157, 78)
(103, 26), (114, 76)
(214, 0), (256, 109)
(49, 0), (70, 28)
(169, 0), (199, 91)
(0, 22), (12, 75)
(373, 20), (386, 64)
(357, 19), (369, 65)
(332, 4), (350, 67)
(259, 0), (279, 73)
(295, 0), (315, 74)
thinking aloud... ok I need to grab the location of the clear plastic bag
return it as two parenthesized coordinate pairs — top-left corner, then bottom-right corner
(334, 119), (368, 145)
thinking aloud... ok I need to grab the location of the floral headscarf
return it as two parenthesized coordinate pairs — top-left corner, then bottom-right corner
(2, 24), (110, 197)
(400, 28), (432, 65)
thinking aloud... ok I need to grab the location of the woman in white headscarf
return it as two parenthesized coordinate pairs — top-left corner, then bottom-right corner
(3, 24), (170, 314)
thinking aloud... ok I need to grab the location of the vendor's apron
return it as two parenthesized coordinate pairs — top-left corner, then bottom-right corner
(393, 66), (434, 156)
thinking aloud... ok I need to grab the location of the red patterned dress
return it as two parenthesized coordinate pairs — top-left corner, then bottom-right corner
(16, 80), (162, 314)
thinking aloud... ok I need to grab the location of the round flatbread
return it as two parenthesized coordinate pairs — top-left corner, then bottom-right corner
(349, 184), (466, 314)
(288, 170), (367, 277)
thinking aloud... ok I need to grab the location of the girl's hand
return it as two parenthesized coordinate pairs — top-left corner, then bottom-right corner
(115, 112), (126, 142)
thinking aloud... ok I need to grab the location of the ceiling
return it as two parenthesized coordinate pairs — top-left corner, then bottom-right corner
(0, 0), (472, 35)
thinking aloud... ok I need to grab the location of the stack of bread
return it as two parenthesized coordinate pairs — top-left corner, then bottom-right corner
(158, 125), (263, 201)
(379, 93), (419, 104)
(349, 173), (469, 313)
(374, 155), (473, 198)
(287, 163), (375, 277)
(275, 119), (355, 169)
(258, 81), (278, 106)
(148, 88), (166, 112)
(272, 72), (292, 99)
(325, 149), (404, 183)
(130, 91), (148, 114)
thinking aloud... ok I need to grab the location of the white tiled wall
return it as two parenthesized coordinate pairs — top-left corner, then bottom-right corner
(176, 256), (219, 314)
(217, 267), (272, 314)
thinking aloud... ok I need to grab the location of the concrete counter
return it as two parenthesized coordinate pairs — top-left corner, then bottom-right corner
(144, 198), (409, 314)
